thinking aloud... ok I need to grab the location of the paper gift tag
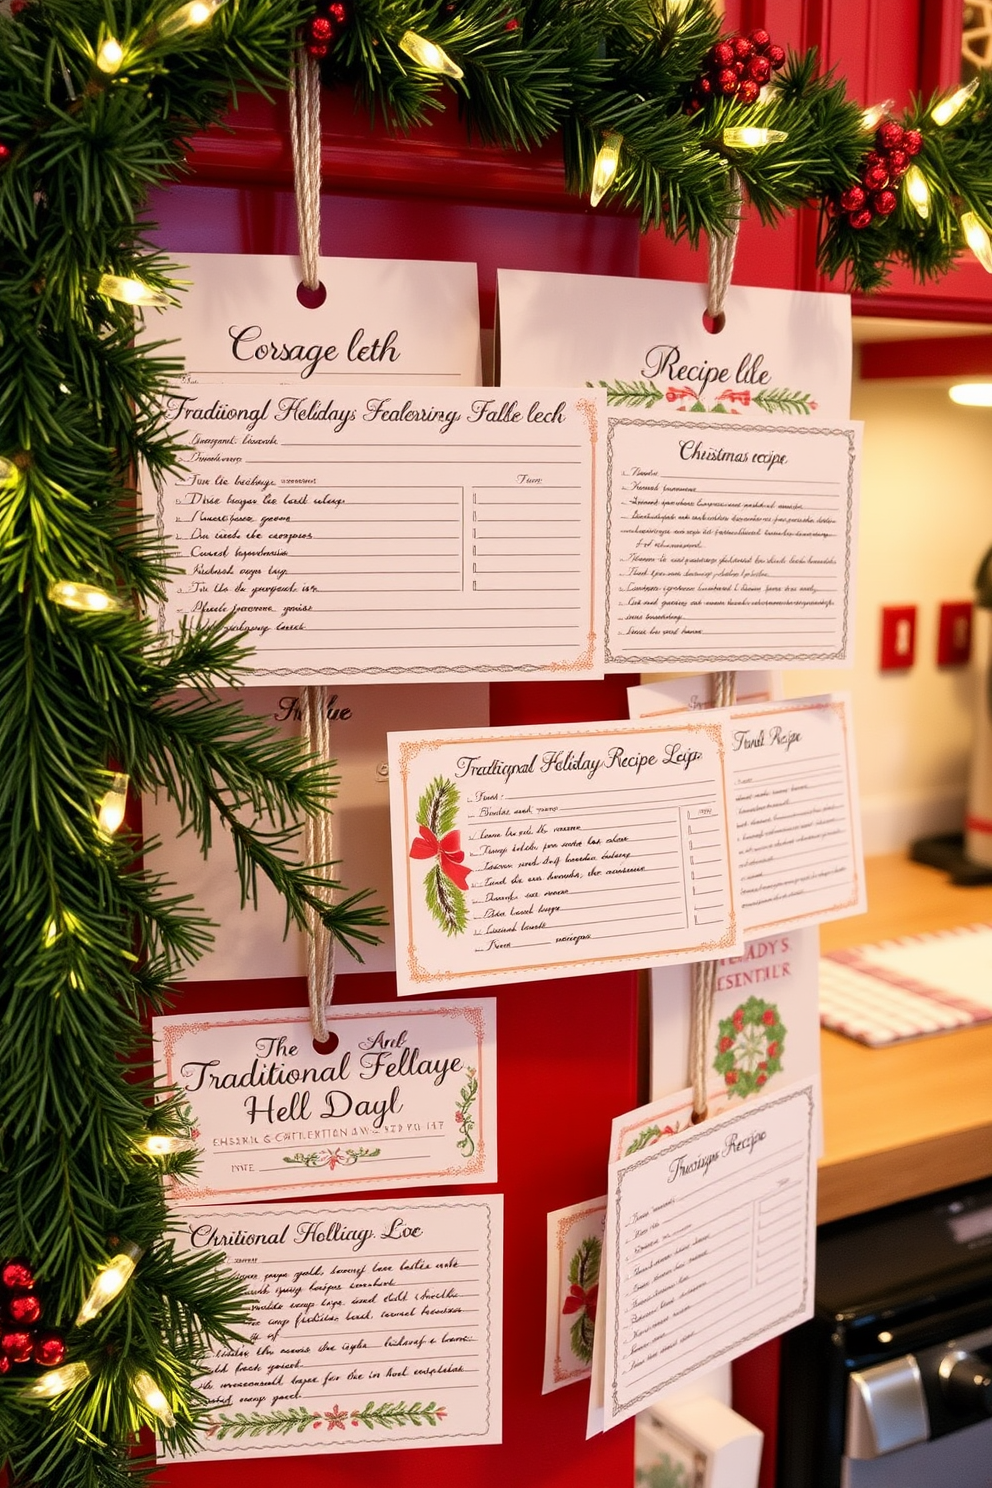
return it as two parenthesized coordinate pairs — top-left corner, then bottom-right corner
(163, 1196), (503, 1461)
(497, 271), (851, 420)
(649, 929), (822, 1124)
(543, 1198), (607, 1393)
(149, 384), (605, 683)
(153, 999), (496, 1204)
(148, 252), (482, 385)
(141, 682), (489, 978)
(497, 271), (861, 671)
(387, 714), (743, 996)
(600, 1080), (817, 1430)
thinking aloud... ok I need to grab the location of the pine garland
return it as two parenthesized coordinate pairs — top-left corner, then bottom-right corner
(0, 1), (989, 1484)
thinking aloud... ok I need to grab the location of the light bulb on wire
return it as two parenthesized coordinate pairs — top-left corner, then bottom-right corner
(20, 1361), (91, 1401)
(96, 38), (125, 74)
(961, 211), (992, 273)
(135, 1133), (197, 1157)
(75, 1243), (143, 1326)
(931, 77), (978, 127)
(904, 164), (931, 219)
(0, 455), (15, 486)
(132, 1370), (176, 1428)
(49, 581), (126, 614)
(160, 0), (228, 37)
(97, 274), (170, 310)
(97, 774), (130, 836)
(397, 31), (463, 79)
(589, 133), (623, 207)
(722, 126), (788, 149)
(861, 99), (895, 130)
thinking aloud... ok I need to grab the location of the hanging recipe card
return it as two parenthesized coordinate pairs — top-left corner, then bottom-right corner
(498, 271), (860, 669)
(387, 715), (742, 996)
(153, 1000), (496, 1205)
(600, 1080), (817, 1428)
(148, 252), (483, 385)
(151, 384), (604, 682)
(164, 1196), (502, 1461)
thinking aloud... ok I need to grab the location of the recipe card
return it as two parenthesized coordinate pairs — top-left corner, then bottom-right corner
(151, 252), (483, 385)
(544, 1197), (607, 1394)
(165, 1196), (502, 1461)
(153, 1000), (496, 1205)
(629, 693), (865, 938)
(601, 1080), (816, 1427)
(151, 384), (604, 683)
(388, 716), (742, 996)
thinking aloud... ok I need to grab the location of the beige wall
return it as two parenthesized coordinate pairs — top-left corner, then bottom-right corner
(785, 377), (992, 853)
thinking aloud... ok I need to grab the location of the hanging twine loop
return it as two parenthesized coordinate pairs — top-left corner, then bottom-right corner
(289, 43), (323, 293)
(302, 688), (337, 1041)
(289, 39), (334, 1038)
(689, 667), (737, 1122)
(704, 171), (742, 331)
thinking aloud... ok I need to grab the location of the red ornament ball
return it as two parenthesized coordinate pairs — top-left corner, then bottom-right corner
(902, 128), (923, 157)
(1, 1261), (35, 1292)
(328, 1), (348, 22)
(839, 184), (867, 212)
(766, 43), (786, 69)
(749, 28), (771, 50)
(873, 189), (898, 216)
(0, 1356), (9, 1375)
(0, 143), (10, 165)
(747, 54), (771, 84)
(33, 1332), (68, 1369)
(305, 41), (328, 57)
(848, 207), (874, 230)
(309, 15), (332, 41)
(697, 76), (713, 97)
(711, 41), (734, 68)
(7, 1294), (41, 1326)
(886, 149), (909, 177)
(738, 80), (760, 104)
(716, 67), (739, 95)
(1, 1331), (35, 1364)
(732, 35), (754, 60)
(505, 17), (519, 29)
(876, 121), (904, 152)
(862, 162), (889, 191)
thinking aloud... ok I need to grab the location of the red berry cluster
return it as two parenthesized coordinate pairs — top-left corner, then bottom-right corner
(829, 120), (923, 230)
(0, 1259), (67, 1375)
(687, 29), (786, 113)
(304, 0), (351, 59)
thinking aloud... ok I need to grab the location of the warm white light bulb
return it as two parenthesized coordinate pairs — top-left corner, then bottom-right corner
(904, 164), (931, 219)
(20, 1361), (91, 1401)
(961, 211), (992, 273)
(160, 0), (226, 35)
(97, 274), (170, 309)
(931, 77), (978, 126)
(398, 30), (464, 79)
(0, 455), (15, 485)
(96, 38), (124, 74)
(722, 126), (788, 148)
(76, 1244), (143, 1326)
(132, 1370), (176, 1428)
(49, 581), (126, 614)
(136, 1133), (196, 1157)
(589, 132), (623, 207)
(97, 773), (130, 836)
(861, 99), (895, 130)
(950, 382), (992, 406)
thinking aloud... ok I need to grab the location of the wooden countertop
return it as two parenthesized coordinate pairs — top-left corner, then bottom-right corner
(817, 854), (992, 1224)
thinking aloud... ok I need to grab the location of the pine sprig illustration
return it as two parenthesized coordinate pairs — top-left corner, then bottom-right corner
(351, 1400), (446, 1430)
(418, 776), (460, 838)
(625, 1124), (668, 1154)
(425, 862), (467, 936)
(753, 387), (815, 415)
(455, 1066), (479, 1157)
(595, 378), (669, 408)
(210, 1407), (319, 1440)
(566, 1236), (601, 1364)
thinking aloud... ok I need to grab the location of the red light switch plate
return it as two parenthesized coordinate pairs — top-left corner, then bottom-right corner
(880, 605), (917, 670)
(936, 601), (973, 667)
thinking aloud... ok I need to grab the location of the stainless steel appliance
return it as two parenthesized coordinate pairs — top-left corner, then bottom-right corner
(777, 1179), (992, 1487)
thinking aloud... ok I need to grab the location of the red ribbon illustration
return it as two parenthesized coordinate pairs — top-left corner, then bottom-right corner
(562, 1282), (598, 1322)
(666, 384), (697, 403)
(409, 825), (471, 891)
(717, 388), (751, 405)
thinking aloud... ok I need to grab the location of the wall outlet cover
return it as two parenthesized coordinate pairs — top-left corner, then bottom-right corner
(936, 601), (973, 667)
(880, 605), (917, 671)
